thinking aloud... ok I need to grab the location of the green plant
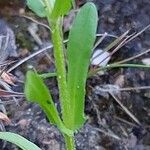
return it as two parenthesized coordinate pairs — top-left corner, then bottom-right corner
(0, 1), (149, 150)
(0, 1), (97, 149)
(24, 0), (98, 150)
(0, 132), (41, 150)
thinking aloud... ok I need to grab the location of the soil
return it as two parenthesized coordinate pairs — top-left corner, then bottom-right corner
(0, 0), (150, 150)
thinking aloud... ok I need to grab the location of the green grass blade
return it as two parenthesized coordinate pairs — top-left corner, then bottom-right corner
(67, 2), (98, 130)
(51, 0), (71, 18)
(24, 70), (73, 136)
(0, 132), (41, 150)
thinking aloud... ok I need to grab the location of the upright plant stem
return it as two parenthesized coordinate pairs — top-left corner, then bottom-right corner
(43, 1), (75, 149)
(44, 0), (71, 126)
(64, 134), (75, 150)
(51, 20), (70, 123)
(52, 20), (70, 118)
(50, 20), (75, 150)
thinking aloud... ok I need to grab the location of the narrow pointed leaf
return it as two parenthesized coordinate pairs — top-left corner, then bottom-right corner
(51, 0), (71, 18)
(67, 3), (98, 130)
(24, 70), (73, 136)
(0, 132), (41, 150)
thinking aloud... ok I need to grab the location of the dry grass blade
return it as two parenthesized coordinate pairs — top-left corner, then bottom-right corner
(104, 30), (130, 52)
(97, 33), (134, 66)
(112, 24), (150, 64)
(0, 80), (19, 105)
(91, 30), (129, 64)
(96, 85), (150, 92)
(119, 86), (150, 91)
(0, 89), (23, 97)
(110, 92), (141, 125)
(115, 48), (150, 64)
(0, 60), (16, 67)
(110, 33), (135, 55)
(7, 45), (53, 73)
(96, 33), (118, 38)
(92, 32), (108, 51)
(112, 24), (150, 53)
(124, 24), (150, 45)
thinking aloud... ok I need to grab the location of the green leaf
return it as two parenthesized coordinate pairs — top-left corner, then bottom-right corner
(27, 0), (71, 19)
(0, 132), (41, 150)
(27, 0), (46, 17)
(24, 70), (73, 136)
(67, 3), (98, 130)
(51, 0), (71, 18)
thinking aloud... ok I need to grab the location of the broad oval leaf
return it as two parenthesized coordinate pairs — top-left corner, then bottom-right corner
(67, 3), (98, 130)
(24, 70), (73, 136)
(0, 132), (41, 150)
(51, 0), (71, 18)
(27, 0), (46, 17)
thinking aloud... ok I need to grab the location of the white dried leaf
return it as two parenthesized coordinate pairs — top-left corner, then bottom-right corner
(142, 58), (150, 65)
(91, 49), (111, 66)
